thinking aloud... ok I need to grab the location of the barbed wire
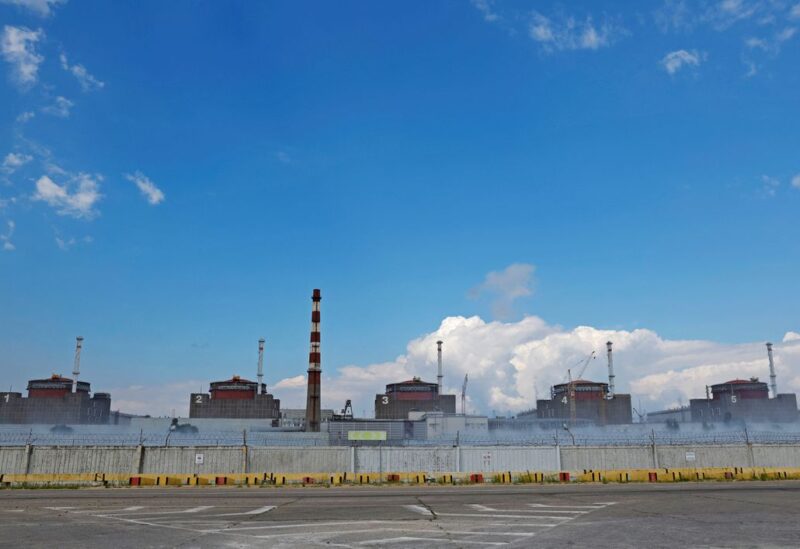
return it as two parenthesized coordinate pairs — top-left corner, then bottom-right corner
(0, 429), (798, 447)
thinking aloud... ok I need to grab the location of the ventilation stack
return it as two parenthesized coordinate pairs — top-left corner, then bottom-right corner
(257, 338), (265, 395)
(436, 340), (443, 394)
(606, 341), (615, 399)
(767, 342), (777, 398)
(305, 289), (322, 432)
(72, 336), (84, 393)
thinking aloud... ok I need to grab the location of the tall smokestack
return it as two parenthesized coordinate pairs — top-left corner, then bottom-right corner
(305, 289), (322, 432)
(606, 341), (615, 399)
(72, 336), (84, 394)
(767, 342), (777, 398)
(257, 338), (265, 395)
(436, 340), (443, 394)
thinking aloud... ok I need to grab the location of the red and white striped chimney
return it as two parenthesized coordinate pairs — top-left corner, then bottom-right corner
(305, 289), (322, 432)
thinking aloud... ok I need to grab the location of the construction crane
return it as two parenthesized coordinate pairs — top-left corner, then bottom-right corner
(461, 374), (468, 415)
(566, 351), (596, 424)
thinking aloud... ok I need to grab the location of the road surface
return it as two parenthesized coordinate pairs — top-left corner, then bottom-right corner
(0, 482), (798, 547)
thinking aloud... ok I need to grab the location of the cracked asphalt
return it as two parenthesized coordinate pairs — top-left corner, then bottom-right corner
(0, 482), (798, 547)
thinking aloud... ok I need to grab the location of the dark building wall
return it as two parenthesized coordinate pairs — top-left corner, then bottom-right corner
(0, 391), (111, 424)
(375, 394), (456, 419)
(536, 394), (632, 425)
(189, 392), (280, 419)
(689, 394), (798, 423)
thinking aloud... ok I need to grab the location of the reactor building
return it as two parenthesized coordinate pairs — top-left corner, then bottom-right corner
(375, 341), (457, 419)
(0, 337), (112, 424)
(536, 342), (633, 425)
(189, 339), (281, 419)
(689, 342), (798, 423)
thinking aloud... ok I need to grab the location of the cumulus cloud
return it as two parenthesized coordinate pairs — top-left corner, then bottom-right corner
(32, 173), (102, 219)
(266, 314), (800, 419)
(791, 174), (800, 189)
(2, 152), (32, 173)
(1, 25), (44, 88)
(41, 95), (73, 117)
(792, 3), (800, 19)
(469, 263), (535, 320)
(59, 53), (104, 91)
(661, 49), (704, 74)
(0, 0), (65, 17)
(471, 0), (499, 23)
(125, 171), (165, 205)
(528, 11), (624, 52)
(0, 220), (15, 251)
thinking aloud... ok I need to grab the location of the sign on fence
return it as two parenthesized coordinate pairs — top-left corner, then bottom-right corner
(685, 451), (696, 462)
(347, 431), (387, 441)
(195, 453), (204, 464)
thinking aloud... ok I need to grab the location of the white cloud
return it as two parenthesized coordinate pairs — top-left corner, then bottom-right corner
(792, 174), (800, 189)
(0, 220), (14, 251)
(1, 25), (44, 88)
(471, 0), (499, 23)
(661, 49), (704, 74)
(125, 171), (165, 205)
(59, 53), (104, 91)
(776, 26), (797, 42)
(654, 0), (694, 33)
(2, 152), (32, 173)
(272, 375), (307, 390)
(41, 95), (73, 117)
(705, 0), (760, 29)
(791, 3), (800, 19)
(470, 263), (535, 320)
(32, 173), (102, 219)
(15, 111), (35, 123)
(275, 151), (291, 164)
(528, 11), (624, 52)
(269, 314), (800, 419)
(0, 0), (65, 17)
(784, 332), (800, 343)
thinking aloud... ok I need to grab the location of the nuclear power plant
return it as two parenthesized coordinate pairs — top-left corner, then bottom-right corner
(536, 342), (633, 425)
(0, 337), (113, 424)
(0, 291), (797, 440)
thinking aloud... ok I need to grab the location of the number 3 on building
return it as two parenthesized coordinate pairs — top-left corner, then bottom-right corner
(381, 396), (389, 405)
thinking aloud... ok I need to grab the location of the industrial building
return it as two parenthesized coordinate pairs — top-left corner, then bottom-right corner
(0, 337), (112, 425)
(374, 341), (457, 419)
(689, 378), (798, 423)
(651, 344), (799, 424)
(329, 412), (488, 444)
(189, 339), (281, 420)
(189, 375), (280, 419)
(536, 342), (633, 425)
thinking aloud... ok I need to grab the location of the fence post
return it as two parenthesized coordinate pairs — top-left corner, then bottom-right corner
(24, 443), (32, 475)
(651, 429), (659, 468)
(242, 430), (249, 474)
(350, 445), (356, 474)
(136, 444), (145, 475)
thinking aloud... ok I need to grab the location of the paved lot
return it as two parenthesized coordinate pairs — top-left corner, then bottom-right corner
(0, 482), (799, 548)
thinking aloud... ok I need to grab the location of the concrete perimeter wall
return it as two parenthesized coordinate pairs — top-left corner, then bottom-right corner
(1, 444), (799, 475)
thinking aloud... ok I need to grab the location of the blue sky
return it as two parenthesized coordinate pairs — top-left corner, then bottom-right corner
(1, 0), (799, 416)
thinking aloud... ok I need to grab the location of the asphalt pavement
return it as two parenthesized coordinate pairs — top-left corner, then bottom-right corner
(0, 482), (798, 548)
